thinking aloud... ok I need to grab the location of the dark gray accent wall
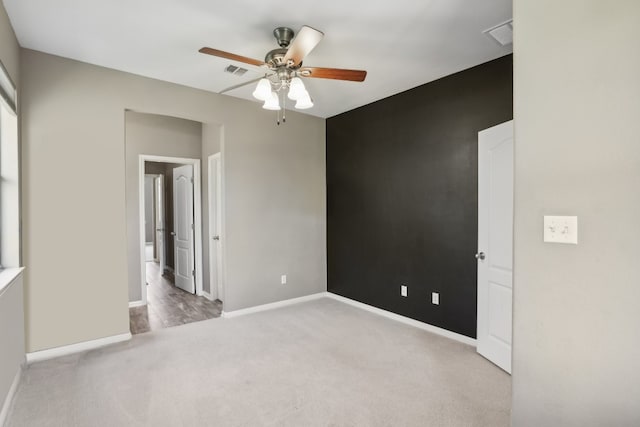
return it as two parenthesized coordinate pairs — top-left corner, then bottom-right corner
(326, 55), (513, 338)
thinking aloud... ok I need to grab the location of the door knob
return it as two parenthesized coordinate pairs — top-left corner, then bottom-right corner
(475, 252), (485, 260)
(170, 232), (176, 236)
(212, 235), (220, 241)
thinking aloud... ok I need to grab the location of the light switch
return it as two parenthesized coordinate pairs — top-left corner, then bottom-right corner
(544, 216), (578, 244)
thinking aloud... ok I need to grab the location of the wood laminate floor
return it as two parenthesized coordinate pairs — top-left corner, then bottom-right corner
(129, 262), (222, 334)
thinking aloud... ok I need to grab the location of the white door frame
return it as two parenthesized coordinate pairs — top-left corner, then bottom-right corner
(207, 153), (225, 302)
(138, 155), (204, 305)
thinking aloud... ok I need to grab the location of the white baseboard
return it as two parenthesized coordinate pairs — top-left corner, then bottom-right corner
(202, 291), (214, 301)
(221, 292), (475, 346)
(26, 333), (132, 364)
(326, 293), (476, 346)
(128, 300), (146, 308)
(0, 367), (22, 427)
(222, 292), (327, 319)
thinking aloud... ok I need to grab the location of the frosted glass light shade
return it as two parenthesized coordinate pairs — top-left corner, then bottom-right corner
(262, 91), (281, 110)
(287, 77), (307, 100)
(252, 78), (272, 101)
(295, 93), (313, 109)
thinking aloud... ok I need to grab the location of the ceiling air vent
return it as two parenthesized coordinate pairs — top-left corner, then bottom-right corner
(484, 20), (513, 46)
(224, 64), (248, 77)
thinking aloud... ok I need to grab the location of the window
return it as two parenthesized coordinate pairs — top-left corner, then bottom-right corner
(0, 60), (19, 269)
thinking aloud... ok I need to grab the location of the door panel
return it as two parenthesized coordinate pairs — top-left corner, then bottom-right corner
(173, 165), (195, 294)
(477, 120), (513, 373)
(488, 281), (513, 345)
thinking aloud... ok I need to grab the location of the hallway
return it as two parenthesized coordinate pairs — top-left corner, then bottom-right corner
(129, 262), (222, 334)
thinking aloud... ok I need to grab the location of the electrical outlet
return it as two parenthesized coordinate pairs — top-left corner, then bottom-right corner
(401, 285), (408, 297)
(281, 274), (287, 285)
(432, 292), (439, 305)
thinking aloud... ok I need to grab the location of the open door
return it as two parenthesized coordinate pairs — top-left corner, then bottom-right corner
(154, 175), (166, 274)
(173, 165), (195, 294)
(477, 120), (514, 373)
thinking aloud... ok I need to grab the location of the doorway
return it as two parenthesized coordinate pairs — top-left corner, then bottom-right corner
(129, 155), (222, 334)
(139, 156), (203, 300)
(144, 173), (165, 269)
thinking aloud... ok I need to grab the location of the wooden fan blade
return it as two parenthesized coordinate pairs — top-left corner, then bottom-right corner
(283, 26), (324, 66)
(199, 47), (265, 67)
(299, 67), (367, 82)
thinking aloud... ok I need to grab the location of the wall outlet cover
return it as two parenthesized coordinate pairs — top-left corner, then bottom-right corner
(432, 292), (439, 305)
(401, 285), (408, 297)
(281, 274), (287, 285)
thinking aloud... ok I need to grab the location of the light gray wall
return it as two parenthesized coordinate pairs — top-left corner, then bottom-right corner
(144, 175), (154, 242)
(0, 272), (25, 419)
(223, 121), (326, 312)
(21, 49), (326, 351)
(126, 111), (202, 302)
(512, 1), (640, 425)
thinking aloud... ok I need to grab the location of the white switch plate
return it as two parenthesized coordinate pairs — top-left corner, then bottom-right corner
(544, 216), (578, 244)
(432, 292), (439, 305)
(401, 285), (408, 297)
(281, 274), (287, 285)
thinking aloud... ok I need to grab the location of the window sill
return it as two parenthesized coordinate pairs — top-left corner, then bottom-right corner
(0, 267), (24, 297)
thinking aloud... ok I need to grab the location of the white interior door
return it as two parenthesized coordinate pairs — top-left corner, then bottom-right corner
(154, 175), (166, 274)
(208, 154), (223, 301)
(173, 165), (195, 294)
(477, 120), (514, 373)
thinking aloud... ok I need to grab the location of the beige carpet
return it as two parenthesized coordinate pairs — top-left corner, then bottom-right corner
(7, 298), (511, 426)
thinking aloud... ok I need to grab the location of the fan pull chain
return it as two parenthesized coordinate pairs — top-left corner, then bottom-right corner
(282, 91), (286, 124)
(276, 91), (286, 126)
(276, 95), (281, 125)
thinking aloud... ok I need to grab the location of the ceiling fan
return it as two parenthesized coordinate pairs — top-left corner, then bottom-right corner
(199, 25), (367, 121)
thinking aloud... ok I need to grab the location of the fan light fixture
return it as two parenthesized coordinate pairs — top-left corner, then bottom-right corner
(295, 93), (314, 109)
(201, 25), (367, 125)
(287, 77), (307, 101)
(252, 78), (272, 101)
(262, 91), (281, 111)
(254, 76), (312, 111)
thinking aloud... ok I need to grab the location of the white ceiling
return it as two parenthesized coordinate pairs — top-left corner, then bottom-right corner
(4, 0), (512, 118)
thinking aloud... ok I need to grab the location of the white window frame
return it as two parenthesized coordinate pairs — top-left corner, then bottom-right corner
(0, 61), (16, 114)
(0, 59), (19, 270)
